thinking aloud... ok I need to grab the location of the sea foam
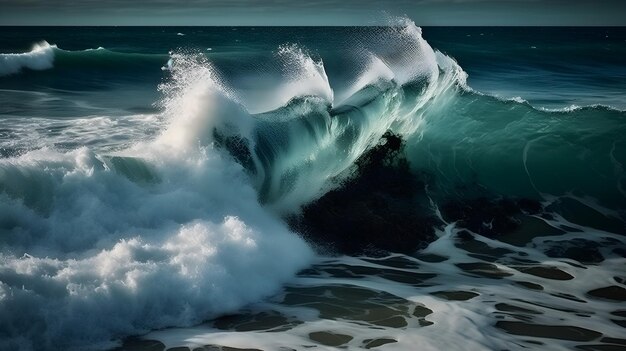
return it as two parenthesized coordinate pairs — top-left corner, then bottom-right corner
(0, 41), (55, 76)
(0, 50), (314, 350)
(1, 19), (625, 351)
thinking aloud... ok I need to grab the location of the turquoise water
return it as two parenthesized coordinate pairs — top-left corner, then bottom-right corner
(1, 23), (625, 350)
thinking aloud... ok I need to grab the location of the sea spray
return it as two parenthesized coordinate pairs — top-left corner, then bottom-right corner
(0, 41), (55, 76)
(0, 51), (314, 351)
(0, 20), (625, 351)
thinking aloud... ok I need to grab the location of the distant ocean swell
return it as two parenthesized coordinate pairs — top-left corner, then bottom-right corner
(0, 40), (168, 77)
(0, 20), (625, 350)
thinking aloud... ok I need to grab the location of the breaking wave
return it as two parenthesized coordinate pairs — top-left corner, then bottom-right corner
(0, 41), (56, 76)
(0, 41), (168, 77)
(0, 20), (625, 351)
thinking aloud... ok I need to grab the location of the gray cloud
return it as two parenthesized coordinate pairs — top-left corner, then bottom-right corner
(0, 0), (624, 25)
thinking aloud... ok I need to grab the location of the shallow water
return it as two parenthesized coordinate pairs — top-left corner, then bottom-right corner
(118, 211), (626, 351)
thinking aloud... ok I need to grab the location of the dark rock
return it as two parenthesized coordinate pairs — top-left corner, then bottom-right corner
(441, 197), (543, 238)
(213, 131), (256, 175)
(518, 198), (543, 215)
(456, 230), (474, 241)
(289, 131), (439, 255)
(215, 125), (550, 254)
(288, 131), (546, 254)
(545, 239), (604, 264)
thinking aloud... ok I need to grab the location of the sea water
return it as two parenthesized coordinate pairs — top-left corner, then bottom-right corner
(0, 22), (625, 350)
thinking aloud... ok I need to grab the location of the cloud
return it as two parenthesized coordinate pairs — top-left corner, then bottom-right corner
(0, 0), (624, 25)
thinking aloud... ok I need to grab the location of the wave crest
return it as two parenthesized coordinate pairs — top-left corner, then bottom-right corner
(0, 41), (55, 76)
(1, 19), (625, 351)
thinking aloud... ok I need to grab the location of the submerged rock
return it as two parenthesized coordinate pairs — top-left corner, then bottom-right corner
(441, 196), (543, 238)
(287, 131), (546, 255)
(289, 132), (439, 255)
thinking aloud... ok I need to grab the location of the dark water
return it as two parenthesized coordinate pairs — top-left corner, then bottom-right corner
(1, 26), (625, 112)
(1, 23), (625, 351)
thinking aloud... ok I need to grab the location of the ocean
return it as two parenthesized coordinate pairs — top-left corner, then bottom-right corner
(0, 22), (625, 351)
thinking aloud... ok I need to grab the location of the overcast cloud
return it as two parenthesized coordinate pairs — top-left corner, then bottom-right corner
(0, 0), (624, 25)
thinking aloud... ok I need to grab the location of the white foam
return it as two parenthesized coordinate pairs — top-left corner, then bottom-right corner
(5, 19), (621, 351)
(336, 53), (395, 104)
(539, 104), (583, 112)
(234, 19), (466, 212)
(0, 51), (314, 350)
(247, 44), (333, 113)
(359, 18), (439, 86)
(0, 41), (56, 76)
(152, 52), (251, 154)
(148, 220), (626, 351)
(0, 25), (460, 345)
(506, 96), (528, 104)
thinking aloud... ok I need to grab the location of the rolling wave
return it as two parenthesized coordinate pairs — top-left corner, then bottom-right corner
(0, 41), (168, 77)
(0, 41), (55, 76)
(0, 20), (625, 351)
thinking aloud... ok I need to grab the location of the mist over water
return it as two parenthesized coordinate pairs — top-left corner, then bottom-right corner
(0, 22), (625, 351)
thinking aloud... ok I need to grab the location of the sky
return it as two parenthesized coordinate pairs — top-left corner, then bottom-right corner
(0, 0), (625, 26)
